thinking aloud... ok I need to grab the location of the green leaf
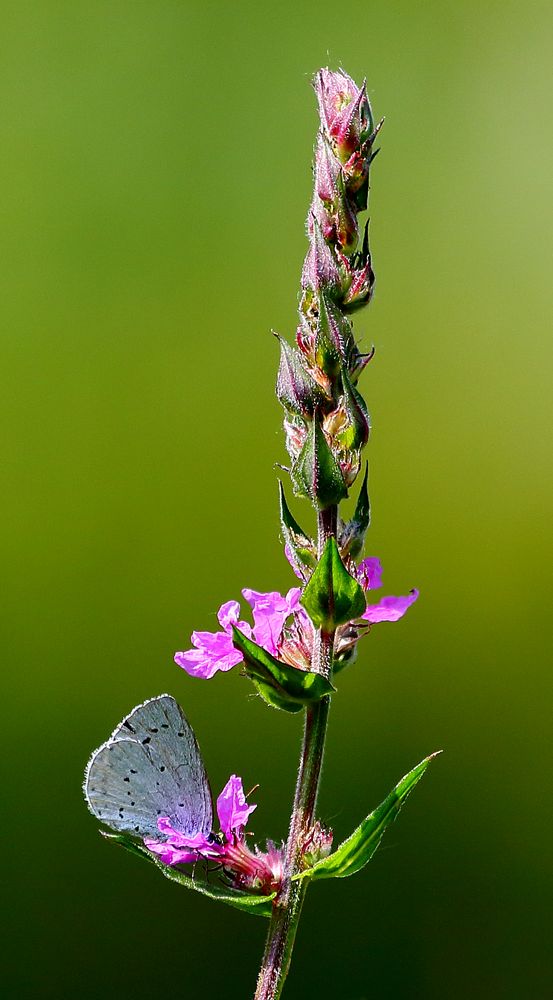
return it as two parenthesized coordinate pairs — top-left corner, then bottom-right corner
(300, 536), (366, 630)
(278, 481), (317, 574)
(339, 464), (370, 558)
(291, 418), (348, 509)
(296, 753), (440, 882)
(248, 678), (304, 714)
(102, 832), (276, 917)
(232, 626), (335, 710)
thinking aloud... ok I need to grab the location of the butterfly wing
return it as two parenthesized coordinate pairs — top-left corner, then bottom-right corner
(84, 694), (213, 839)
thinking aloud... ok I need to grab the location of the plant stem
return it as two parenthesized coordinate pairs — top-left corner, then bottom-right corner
(253, 506), (337, 1000)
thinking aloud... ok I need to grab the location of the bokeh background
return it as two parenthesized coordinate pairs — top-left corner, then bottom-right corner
(3, 1), (552, 997)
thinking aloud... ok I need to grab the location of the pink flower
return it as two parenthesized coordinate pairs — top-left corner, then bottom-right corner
(145, 775), (283, 894)
(217, 774), (257, 839)
(174, 558), (417, 683)
(144, 773), (255, 866)
(355, 557), (419, 623)
(362, 591), (419, 623)
(175, 588), (301, 680)
(242, 587), (302, 656)
(356, 557), (383, 590)
(174, 600), (252, 679)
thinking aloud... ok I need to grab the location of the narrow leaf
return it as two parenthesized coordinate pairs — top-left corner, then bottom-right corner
(232, 626), (335, 709)
(278, 480), (317, 574)
(297, 753), (440, 881)
(301, 536), (366, 630)
(102, 833), (276, 917)
(338, 368), (370, 450)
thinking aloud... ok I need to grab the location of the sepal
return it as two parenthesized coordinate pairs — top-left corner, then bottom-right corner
(232, 626), (335, 711)
(102, 832), (275, 917)
(295, 753), (440, 881)
(300, 536), (366, 630)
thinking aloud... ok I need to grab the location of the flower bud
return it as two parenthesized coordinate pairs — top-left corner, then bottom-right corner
(301, 821), (333, 869)
(339, 368), (371, 450)
(314, 132), (341, 204)
(339, 449), (362, 488)
(316, 289), (355, 365)
(283, 413), (308, 463)
(291, 416), (348, 509)
(341, 221), (375, 312)
(275, 334), (322, 416)
(301, 217), (341, 294)
(315, 69), (373, 162)
(312, 135), (358, 253)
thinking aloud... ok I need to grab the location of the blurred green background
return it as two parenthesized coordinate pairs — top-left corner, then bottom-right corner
(3, 1), (552, 997)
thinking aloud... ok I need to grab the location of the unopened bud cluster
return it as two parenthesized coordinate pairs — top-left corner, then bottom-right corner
(277, 68), (382, 508)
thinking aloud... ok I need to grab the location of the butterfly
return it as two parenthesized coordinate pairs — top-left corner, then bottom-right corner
(83, 693), (213, 840)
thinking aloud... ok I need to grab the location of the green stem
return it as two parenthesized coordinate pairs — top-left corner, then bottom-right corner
(253, 506), (337, 1000)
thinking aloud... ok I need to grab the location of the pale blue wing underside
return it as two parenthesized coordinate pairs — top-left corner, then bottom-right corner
(84, 694), (213, 839)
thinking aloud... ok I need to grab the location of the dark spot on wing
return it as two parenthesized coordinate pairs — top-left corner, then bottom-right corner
(161, 724), (169, 729)
(131, 801), (135, 806)
(149, 727), (159, 733)
(123, 721), (136, 733)
(123, 776), (130, 783)
(178, 732), (184, 738)
(142, 736), (151, 745)
(135, 826), (139, 832)
(159, 766), (165, 772)
(130, 769), (137, 774)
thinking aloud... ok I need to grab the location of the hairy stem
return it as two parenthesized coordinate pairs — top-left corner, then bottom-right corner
(253, 506), (337, 1000)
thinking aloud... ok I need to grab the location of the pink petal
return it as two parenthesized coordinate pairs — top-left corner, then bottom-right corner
(174, 636), (243, 679)
(357, 557), (383, 591)
(144, 839), (199, 866)
(216, 775), (257, 840)
(242, 587), (300, 656)
(144, 818), (223, 866)
(362, 589), (419, 623)
(175, 602), (252, 678)
(284, 543), (304, 580)
(217, 600), (242, 631)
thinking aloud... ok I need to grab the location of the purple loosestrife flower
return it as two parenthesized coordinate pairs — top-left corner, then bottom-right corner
(242, 587), (302, 656)
(145, 775), (283, 894)
(174, 600), (252, 679)
(355, 557), (419, 623)
(174, 561), (417, 681)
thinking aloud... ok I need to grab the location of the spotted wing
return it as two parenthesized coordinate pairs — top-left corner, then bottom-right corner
(84, 694), (212, 839)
